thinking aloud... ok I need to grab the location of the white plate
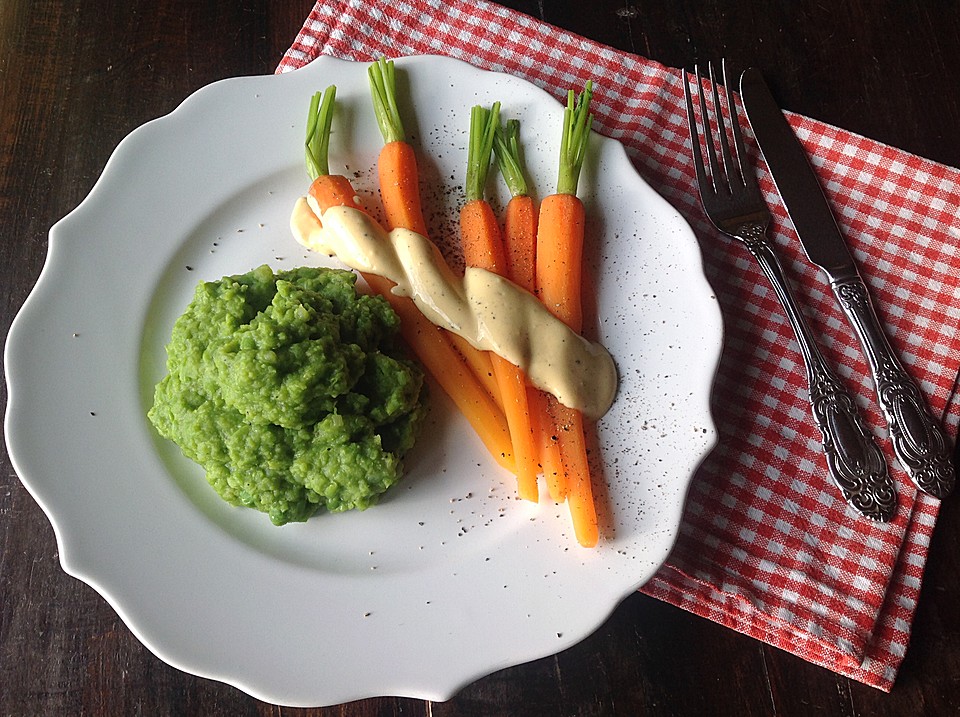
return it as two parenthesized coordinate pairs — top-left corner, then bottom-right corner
(4, 55), (722, 706)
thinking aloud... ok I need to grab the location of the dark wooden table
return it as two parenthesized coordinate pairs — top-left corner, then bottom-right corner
(3, 2), (960, 715)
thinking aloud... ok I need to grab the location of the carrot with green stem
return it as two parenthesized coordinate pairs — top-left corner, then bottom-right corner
(536, 82), (598, 547)
(305, 86), (365, 213)
(492, 117), (568, 502)
(303, 86), (515, 473)
(493, 119), (537, 291)
(368, 57), (504, 411)
(461, 103), (506, 272)
(497, 122), (568, 502)
(367, 57), (429, 236)
(539, 83), (593, 330)
(460, 104), (540, 502)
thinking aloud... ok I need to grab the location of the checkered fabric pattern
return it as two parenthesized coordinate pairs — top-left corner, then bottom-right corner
(278, 0), (960, 691)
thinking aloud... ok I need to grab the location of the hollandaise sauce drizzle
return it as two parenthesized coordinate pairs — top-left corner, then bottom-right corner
(291, 199), (617, 420)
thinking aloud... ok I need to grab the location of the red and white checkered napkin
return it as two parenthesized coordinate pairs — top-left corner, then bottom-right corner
(279, 0), (960, 691)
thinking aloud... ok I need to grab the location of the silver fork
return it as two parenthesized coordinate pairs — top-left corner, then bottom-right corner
(683, 61), (897, 521)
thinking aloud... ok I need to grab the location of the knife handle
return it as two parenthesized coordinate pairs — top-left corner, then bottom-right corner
(740, 225), (897, 520)
(831, 275), (956, 498)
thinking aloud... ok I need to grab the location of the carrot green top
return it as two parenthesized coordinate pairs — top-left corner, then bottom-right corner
(368, 57), (405, 145)
(493, 118), (529, 198)
(465, 102), (501, 203)
(556, 81), (594, 196)
(304, 85), (337, 180)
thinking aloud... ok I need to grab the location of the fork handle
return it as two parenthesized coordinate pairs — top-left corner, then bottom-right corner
(830, 275), (956, 498)
(737, 222), (897, 521)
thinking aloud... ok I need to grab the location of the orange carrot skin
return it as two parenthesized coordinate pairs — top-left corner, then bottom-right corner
(309, 174), (364, 212)
(536, 191), (597, 545)
(503, 194), (537, 292)
(554, 403), (598, 547)
(493, 359), (539, 501)
(535, 193), (589, 504)
(447, 332), (503, 410)
(461, 197), (539, 500)
(460, 199), (508, 273)
(536, 194), (586, 331)
(531, 389), (566, 501)
(378, 141), (429, 236)
(502, 193), (548, 501)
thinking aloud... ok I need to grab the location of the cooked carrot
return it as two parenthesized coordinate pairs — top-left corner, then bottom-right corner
(493, 119), (537, 291)
(458, 196), (522, 428)
(376, 139), (429, 237)
(536, 193), (586, 330)
(536, 82), (599, 547)
(460, 104), (540, 502)
(308, 173), (363, 212)
(304, 88), (365, 212)
(493, 116), (566, 501)
(303, 86), (515, 473)
(446, 333), (502, 410)
(461, 104), (507, 270)
(527, 389), (564, 500)
(553, 404), (597, 545)
(367, 57), (430, 237)
(503, 196), (537, 289)
(460, 199), (508, 272)
(367, 57), (506, 413)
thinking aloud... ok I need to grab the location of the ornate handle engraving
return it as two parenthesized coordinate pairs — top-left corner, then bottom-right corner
(734, 222), (897, 520)
(808, 371), (897, 521)
(833, 277), (956, 498)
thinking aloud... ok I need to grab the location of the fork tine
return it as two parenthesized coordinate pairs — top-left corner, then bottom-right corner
(720, 59), (754, 191)
(694, 64), (723, 193)
(682, 68), (711, 194)
(709, 61), (738, 195)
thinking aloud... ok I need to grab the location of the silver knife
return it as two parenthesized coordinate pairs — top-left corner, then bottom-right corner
(740, 67), (956, 499)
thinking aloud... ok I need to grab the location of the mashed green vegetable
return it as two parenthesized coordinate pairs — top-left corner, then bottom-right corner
(148, 264), (428, 525)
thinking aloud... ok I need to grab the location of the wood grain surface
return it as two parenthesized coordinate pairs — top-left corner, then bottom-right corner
(2, 2), (959, 715)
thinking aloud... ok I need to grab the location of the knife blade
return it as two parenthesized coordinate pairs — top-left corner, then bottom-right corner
(740, 67), (955, 499)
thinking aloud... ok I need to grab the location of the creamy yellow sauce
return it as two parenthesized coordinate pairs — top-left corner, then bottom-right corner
(291, 198), (617, 419)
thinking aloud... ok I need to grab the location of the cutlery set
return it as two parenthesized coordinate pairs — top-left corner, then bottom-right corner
(683, 61), (955, 520)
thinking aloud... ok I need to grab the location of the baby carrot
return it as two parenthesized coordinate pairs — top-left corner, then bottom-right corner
(494, 119), (537, 292)
(461, 103), (507, 271)
(492, 116), (570, 503)
(536, 82), (599, 547)
(461, 104), (540, 502)
(492, 117), (568, 503)
(367, 57), (504, 411)
(303, 86), (515, 473)
(367, 57), (429, 236)
(304, 86), (365, 212)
